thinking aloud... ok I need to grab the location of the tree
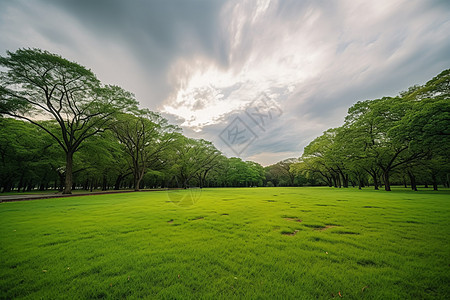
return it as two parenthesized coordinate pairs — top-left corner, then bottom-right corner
(301, 128), (350, 188)
(111, 110), (178, 191)
(0, 48), (139, 193)
(170, 136), (222, 188)
(344, 97), (428, 191)
(266, 158), (298, 186)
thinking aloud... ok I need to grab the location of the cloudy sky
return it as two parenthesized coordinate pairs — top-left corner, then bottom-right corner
(1, 0), (449, 165)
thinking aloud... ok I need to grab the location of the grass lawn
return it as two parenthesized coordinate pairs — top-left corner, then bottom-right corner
(1, 187), (449, 299)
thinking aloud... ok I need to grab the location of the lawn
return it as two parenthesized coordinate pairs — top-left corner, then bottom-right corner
(1, 187), (449, 299)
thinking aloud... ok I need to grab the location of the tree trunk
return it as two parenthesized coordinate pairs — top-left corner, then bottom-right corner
(17, 174), (24, 192)
(371, 173), (379, 190)
(432, 174), (438, 191)
(322, 174), (332, 187)
(133, 168), (145, 191)
(402, 175), (407, 188)
(408, 171), (417, 191)
(2, 180), (13, 193)
(102, 174), (107, 191)
(63, 151), (74, 194)
(114, 174), (124, 190)
(424, 182), (428, 188)
(134, 174), (142, 191)
(383, 171), (391, 191)
(340, 172), (349, 188)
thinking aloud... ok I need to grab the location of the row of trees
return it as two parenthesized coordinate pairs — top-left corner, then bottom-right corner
(1, 48), (448, 193)
(0, 48), (271, 193)
(0, 116), (270, 192)
(291, 69), (450, 191)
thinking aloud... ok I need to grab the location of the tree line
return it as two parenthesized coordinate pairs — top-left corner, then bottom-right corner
(0, 48), (276, 193)
(291, 69), (450, 191)
(0, 49), (448, 193)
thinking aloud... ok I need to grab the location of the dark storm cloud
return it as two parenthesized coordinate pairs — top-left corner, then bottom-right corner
(44, 0), (229, 64)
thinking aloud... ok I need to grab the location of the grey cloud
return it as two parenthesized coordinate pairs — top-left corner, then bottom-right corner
(14, 0), (230, 105)
(44, 0), (229, 62)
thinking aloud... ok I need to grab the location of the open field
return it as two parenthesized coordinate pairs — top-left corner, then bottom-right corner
(1, 187), (449, 299)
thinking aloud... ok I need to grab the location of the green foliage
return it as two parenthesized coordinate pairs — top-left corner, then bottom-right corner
(300, 69), (450, 190)
(111, 110), (179, 190)
(0, 118), (61, 192)
(0, 48), (140, 194)
(168, 135), (222, 188)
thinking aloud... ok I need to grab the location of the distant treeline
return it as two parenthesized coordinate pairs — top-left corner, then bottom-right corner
(290, 69), (450, 191)
(0, 49), (448, 193)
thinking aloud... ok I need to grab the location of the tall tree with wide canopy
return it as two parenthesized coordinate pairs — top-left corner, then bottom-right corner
(0, 48), (138, 193)
(111, 110), (179, 191)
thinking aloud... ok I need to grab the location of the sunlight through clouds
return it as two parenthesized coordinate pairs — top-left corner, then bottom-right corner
(162, 0), (326, 130)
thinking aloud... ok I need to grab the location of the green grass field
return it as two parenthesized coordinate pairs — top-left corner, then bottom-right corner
(1, 187), (449, 299)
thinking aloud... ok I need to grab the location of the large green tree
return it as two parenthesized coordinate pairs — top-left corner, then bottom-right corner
(170, 136), (222, 188)
(0, 48), (138, 193)
(111, 110), (178, 191)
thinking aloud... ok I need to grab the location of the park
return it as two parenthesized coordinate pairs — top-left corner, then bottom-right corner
(1, 1), (450, 299)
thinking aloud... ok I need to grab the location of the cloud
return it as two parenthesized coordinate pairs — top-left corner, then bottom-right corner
(1, 0), (449, 165)
(160, 0), (450, 163)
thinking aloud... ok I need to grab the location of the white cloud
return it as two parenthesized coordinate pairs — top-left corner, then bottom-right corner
(162, 0), (327, 129)
(161, 0), (450, 163)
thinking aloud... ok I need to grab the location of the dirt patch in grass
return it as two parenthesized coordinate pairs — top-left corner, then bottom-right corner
(221, 213), (229, 216)
(284, 217), (302, 222)
(363, 206), (384, 209)
(281, 229), (299, 236)
(266, 200), (276, 202)
(167, 219), (174, 223)
(189, 216), (205, 221)
(304, 224), (326, 229)
(314, 225), (336, 231)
